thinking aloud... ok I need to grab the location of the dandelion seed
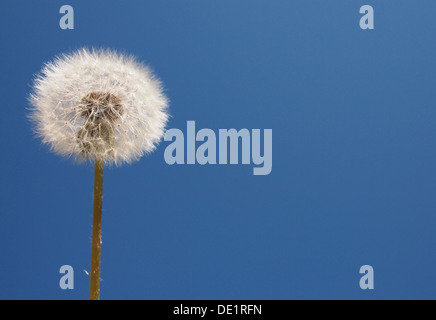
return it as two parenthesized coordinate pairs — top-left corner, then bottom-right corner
(29, 48), (169, 165)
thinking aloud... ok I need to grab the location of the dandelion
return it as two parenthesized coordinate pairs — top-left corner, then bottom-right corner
(29, 48), (169, 299)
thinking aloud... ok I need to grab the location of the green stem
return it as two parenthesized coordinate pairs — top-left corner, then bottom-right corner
(90, 158), (103, 300)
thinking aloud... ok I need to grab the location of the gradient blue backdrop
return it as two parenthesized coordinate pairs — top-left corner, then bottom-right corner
(0, 0), (435, 299)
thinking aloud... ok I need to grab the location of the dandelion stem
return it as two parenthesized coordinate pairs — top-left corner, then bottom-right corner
(90, 158), (103, 300)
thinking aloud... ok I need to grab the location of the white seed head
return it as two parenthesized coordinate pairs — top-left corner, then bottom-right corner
(29, 48), (169, 166)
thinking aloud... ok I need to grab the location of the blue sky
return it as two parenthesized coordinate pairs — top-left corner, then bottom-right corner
(0, 0), (435, 299)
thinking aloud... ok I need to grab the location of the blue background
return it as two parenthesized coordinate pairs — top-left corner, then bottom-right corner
(0, 0), (435, 299)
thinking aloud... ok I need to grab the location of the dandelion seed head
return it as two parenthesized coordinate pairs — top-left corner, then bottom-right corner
(29, 48), (169, 165)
